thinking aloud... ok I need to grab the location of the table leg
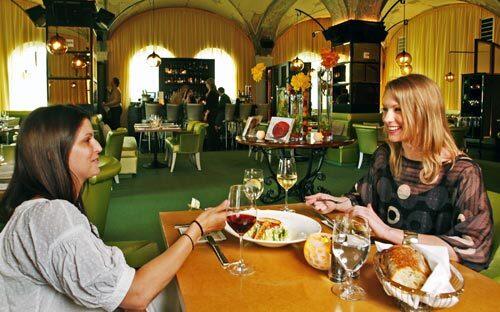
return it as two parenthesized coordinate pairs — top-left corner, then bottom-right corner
(290, 148), (331, 201)
(260, 147), (285, 204)
(143, 131), (168, 169)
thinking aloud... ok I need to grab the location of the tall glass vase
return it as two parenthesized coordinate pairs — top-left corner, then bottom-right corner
(291, 93), (303, 139)
(319, 68), (333, 138)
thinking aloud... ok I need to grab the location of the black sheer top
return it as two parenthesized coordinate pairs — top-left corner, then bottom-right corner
(346, 144), (493, 271)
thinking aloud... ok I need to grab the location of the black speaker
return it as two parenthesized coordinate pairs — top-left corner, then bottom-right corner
(461, 73), (500, 138)
(95, 8), (115, 30)
(25, 5), (46, 27)
(260, 38), (275, 50)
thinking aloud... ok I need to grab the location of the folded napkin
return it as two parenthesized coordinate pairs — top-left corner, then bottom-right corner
(375, 241), (455, 295)
(175, 225), (226, 243)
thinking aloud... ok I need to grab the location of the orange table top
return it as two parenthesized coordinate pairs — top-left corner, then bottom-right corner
(159, 203), (500, 312)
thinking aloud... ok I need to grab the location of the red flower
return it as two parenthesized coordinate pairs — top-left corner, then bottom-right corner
(320, 48), (339, 69)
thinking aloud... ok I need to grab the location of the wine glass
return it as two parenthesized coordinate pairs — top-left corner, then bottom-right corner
(243, 168), (264, 209)
(226, 184), (257, 276)
(331, 215), (370, 301)
(277, 158), (297, 212)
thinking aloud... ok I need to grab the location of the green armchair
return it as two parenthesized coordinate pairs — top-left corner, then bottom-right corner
(81, 155), (160, 268)
(481, 191), (500, 282)
(353, 124), (381, 169)
(104, 128), (127, 183)
(165, 122), (208, 172)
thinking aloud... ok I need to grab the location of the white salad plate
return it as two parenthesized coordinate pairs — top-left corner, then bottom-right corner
(224, 209), (322, 248)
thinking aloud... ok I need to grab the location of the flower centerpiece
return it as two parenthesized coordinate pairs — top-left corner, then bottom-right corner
(317, 48), (339, 138)
(251, 63), (266, 82)
(289, 72), (311, 140)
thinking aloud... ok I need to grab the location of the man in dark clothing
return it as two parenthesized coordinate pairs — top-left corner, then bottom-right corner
(215, 87), (231, 128)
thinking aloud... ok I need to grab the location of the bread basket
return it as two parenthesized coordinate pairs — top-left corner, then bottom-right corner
(373, 252), (464, 311)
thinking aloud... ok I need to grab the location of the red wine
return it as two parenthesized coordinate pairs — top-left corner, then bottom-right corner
(227, 214), (256, 235)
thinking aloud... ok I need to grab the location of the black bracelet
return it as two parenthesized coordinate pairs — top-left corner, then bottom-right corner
(181, 233), (195, 251)
(192, 220), (204, 236)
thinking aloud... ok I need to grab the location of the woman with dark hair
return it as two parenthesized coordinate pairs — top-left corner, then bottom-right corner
(306, 74), (493, 271)
(0, 105), (227, 311)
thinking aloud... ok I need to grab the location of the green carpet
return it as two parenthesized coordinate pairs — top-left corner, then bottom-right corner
(105, 150), (500, 250)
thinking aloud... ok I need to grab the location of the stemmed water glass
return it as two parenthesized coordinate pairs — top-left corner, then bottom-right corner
(243, 168), (264, 209)
(277, 158), (297, 212)
(226, 184), (257, 276)
(331, 215), (370, 301)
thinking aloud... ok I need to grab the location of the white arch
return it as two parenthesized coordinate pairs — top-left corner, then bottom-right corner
(194, 48), (237, 99)
(296, 51), (322, 112)
(8, 42), (47, 110)
(129, 46), (175, 102)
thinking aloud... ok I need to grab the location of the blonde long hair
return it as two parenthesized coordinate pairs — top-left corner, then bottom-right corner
(384, 74), (460, 184)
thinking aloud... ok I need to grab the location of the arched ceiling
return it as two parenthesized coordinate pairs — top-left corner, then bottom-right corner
(16, 0), (500, 51)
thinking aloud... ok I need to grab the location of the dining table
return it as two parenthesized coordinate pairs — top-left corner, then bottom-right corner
(160, 203), (500, 312)
(236, 136), (354, 203)
(134, 123), (182, 169)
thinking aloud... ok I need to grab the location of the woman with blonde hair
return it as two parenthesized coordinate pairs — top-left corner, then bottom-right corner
(306, 74), (493, 271)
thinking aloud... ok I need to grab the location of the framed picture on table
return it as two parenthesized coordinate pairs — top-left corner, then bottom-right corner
(265, 117), (295, 142)
(242, 115), (263, 137)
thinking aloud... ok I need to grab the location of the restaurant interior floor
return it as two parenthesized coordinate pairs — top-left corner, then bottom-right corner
(105, 149), (500, 251)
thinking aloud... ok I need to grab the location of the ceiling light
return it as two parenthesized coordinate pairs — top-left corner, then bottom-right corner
(147, 51), (162, 67)
(444, 71), (455, 82)
(47, 33), (68, 54)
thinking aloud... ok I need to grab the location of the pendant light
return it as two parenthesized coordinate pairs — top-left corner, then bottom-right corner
(47, 29), (68, 55)
(146, 0), (161, 67)
(290, 10), (304, 72)
(444, 71), (455, 82)
(395, 1), (412, 68)
(71, 54), (87, 69)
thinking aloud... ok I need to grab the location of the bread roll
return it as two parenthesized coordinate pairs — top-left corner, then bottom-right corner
(383, 245), (431, 290)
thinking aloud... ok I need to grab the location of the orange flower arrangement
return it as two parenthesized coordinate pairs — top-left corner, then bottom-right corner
(320, 48), (339, 69)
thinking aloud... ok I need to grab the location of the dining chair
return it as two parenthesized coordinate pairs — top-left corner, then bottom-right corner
(353, 124), (381, 169)
(186, 103), (204, 121)
(450, 126), (469, 151)
(104, 127), (127, 183)
(255, 104), (270, 122)
(166, 104), (180, 123)
(165, 122), (208, 172)
(81, 155), (160, 268)
(224, 104), (236, 149)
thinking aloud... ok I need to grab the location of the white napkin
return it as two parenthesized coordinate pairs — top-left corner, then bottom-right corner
(375, 241), (455, 295)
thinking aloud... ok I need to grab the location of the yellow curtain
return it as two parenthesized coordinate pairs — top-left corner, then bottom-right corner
(108, 7), (255, 111)
(0, 0), (45, 110)
(383, 4), (499, 111)
(272, 18), (332, 65)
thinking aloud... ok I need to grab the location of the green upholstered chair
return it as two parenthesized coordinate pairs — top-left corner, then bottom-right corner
(325, 113), (381, 166)
(90, 114), (106, 147)
(81, 155), (160, 268)
(104, 128), (127, 183)
(481, 191), (500, 282)
(120, 136), (138, 176)
(353, 124), (381, 169)
(165, 122), (208, 172)
(1, 144), (16, 164)
(450, 126), (469, 151)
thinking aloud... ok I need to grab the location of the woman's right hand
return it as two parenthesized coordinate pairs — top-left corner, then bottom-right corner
(304, 193), (351, 214)
(195, 200), (228, 234)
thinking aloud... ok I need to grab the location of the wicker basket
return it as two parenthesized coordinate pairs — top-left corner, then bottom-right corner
(373, 252), (464, 311)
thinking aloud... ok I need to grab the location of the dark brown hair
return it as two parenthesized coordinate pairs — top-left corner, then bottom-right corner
(1, 105), (89, 220)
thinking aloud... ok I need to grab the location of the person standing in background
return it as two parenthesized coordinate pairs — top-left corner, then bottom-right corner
(102, 77), (122, 130)
(204, 78), (220, 150)
(215, 87), (231, 130)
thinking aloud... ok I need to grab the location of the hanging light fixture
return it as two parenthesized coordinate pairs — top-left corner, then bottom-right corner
(71, 54), (87, 69)
(146, 0), (161, 67)
(444, 71), (455, 82)
(395, 1), (412, 68)
(400, 64), (413, 75)
(290, 10), (304, 72)
(47, 30), (68, 55)
(70, 81), (77, 88)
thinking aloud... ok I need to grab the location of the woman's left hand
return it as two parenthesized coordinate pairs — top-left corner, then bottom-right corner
(347, 204), (390, 240)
